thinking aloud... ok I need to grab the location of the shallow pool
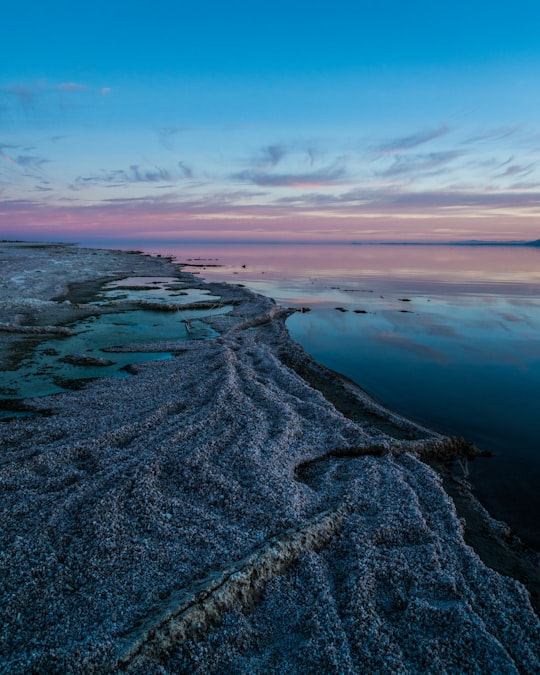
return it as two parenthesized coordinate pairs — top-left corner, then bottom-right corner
(0, 277), (231, 416)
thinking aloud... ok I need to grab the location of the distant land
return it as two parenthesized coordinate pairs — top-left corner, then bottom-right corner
(2, 238), (540, 248)
(350, 239), (540, 247)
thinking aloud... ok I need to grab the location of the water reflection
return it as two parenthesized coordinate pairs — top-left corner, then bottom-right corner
(156, 243), (540, 550)
(156, 242), (540, 298)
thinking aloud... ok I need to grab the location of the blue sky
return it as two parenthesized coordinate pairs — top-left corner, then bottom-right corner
(2, 1), (540, 242)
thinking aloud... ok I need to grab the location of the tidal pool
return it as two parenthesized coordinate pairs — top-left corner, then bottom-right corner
(0, 278), (231, 417)
(95, 277), (220, 304)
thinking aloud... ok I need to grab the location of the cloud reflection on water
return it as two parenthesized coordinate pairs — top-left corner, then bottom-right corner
(152, 243), (540, 549)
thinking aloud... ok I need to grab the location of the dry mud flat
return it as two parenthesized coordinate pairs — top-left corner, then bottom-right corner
(0, 243), (539, 673)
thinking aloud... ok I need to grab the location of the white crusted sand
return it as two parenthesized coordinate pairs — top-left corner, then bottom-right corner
(0, 244), (538, 673)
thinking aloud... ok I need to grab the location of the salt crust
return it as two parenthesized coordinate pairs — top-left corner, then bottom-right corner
(0, 244), (538, 673)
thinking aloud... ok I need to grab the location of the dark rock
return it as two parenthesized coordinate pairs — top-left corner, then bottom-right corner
(59, 354), (115, 367)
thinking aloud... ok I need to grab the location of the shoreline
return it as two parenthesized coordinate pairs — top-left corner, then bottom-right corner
(0, 242), (538, 672)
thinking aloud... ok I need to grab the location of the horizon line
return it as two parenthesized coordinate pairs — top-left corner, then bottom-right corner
(2, 237), (539, 248)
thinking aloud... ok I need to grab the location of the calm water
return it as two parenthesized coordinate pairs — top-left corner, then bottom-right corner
(127, 243), (540, 549)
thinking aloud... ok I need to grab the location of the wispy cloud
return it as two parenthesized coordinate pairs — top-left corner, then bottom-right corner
(0, 80), (113, 119)
(509, 181), (540, 190)
(377, 189), (540, 209)
(306, 147), (318, 167)
(0, 142), (21, 156)
(72, 162), (194, 188)
(374, 125), (450, 154)
(3, 182), (540, 244)
(463, 126), (520, 145)
(233, 160), (346, 187)
(276, 185), (540, 212)
(380, 151), (463, 178)
(250, 142), (323, 171)
(255, 144), (288, 169)
(177, 161), (193, 178)
(0, 143), (50, 176)
(99, 189), (265, 209)
(0, 152), (18, 166)
(13, 155), (50, 171)
(496, 163), (536, 179)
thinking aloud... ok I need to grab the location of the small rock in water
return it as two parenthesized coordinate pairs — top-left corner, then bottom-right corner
(43, 348), (60, 356)
(59, 354), (115, 367)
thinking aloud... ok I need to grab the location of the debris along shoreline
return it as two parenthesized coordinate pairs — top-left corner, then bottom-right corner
(0, 242), (538, 673)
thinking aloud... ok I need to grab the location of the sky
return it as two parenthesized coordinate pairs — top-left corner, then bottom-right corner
(2, 0), (540, 243)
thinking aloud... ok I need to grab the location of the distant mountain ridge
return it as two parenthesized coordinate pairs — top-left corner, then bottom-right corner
(350, 239), (540, 247)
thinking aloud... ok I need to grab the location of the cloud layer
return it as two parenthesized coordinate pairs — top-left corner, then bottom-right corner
(2, 79), (540, 243)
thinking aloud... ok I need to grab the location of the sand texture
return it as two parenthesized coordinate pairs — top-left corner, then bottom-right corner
(0, 243), (538, 673)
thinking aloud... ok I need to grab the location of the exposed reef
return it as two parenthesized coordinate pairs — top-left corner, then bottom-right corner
(0, 243), (538, 673)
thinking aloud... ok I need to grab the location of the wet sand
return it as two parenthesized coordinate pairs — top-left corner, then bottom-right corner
(0, 243), (538, 673)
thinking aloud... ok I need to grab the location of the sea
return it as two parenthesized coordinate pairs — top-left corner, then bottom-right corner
(112, 242), (540, 550)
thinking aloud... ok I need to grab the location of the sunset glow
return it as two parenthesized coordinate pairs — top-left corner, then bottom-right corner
(2, 2), (540, 243)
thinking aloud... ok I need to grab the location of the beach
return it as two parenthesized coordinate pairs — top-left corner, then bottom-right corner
(0, 242), (538, 673)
